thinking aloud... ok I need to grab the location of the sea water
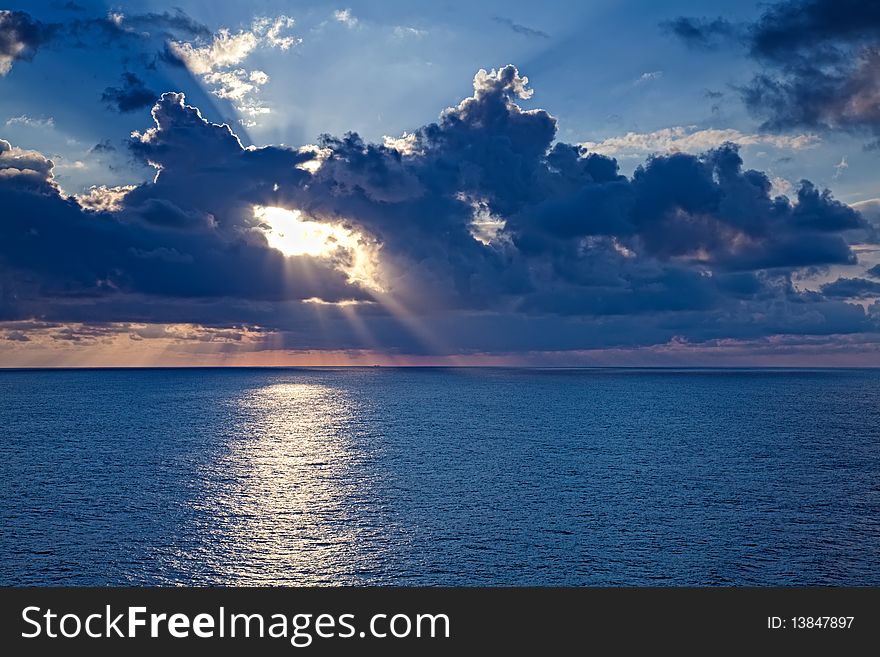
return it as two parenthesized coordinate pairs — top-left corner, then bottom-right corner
(1, 367), (878, 585)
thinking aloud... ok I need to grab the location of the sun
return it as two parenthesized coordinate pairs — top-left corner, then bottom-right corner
(254, 205), (354, 257)
(254, 205), (384, 292)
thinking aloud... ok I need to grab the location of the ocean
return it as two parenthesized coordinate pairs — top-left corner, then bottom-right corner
(1, 367), (878, 586)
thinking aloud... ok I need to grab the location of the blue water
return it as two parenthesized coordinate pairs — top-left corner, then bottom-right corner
(1, 368), (878, 586)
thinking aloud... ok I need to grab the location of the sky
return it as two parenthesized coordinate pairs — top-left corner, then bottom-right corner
(2, 0), (880, 366)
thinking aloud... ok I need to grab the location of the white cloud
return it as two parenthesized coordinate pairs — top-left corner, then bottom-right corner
(334, 9), (359, 28)
(168, 16), (297, 125)
(169, 29), (259, 75)
(581, 126), (821, 158)
(168, 17), (297, 75)
(203, 70), (252, 100)
(770, 176), (794, 197)
(237, 99), (272, 127)
(203, 68), (269, 101)
(75, 185), (136, 213)
(0, 138), (54, 182)
(54, 159), (87, 171)
(383, 132), (421, 156)
(473, 66), (533, 100)
(239, 102), (271, 117)
(393, 26), (426, 38)
(249, 70), (269, 85)
(253, 16), (300, 50)
(5, 115), (54, 128)
(636, 70), (663, 84)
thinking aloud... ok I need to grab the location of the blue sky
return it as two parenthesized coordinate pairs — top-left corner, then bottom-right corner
(2, 0), (880, 365)
(2, 0), (872, 199)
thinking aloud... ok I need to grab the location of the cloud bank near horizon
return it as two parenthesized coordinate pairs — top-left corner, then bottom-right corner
(2, 58), (880, 363)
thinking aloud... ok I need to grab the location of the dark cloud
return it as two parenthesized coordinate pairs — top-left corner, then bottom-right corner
(821, 277), (880, 298)
(492, 17), (549, 40)
(102, 72), (157, 113)
(89, 140), (116, 154)
(0, 6), (208, 68)
(867, 264), (880, 278)
(661, 17), (737, 49)
(111, 10), (211, 38)
(1, 66), (877, 353)
(0, 99), (368, 307)
(670, 0), (880, 139)
(742, 48), (880, 135)
(2, 7), (207, 76)
(748, 0), (880, 60)
(157, 42), (188, 68)
(69, 8), (210, 42)
(2, 6), (210, 119)
(0, 10), (58, 75)
(509, 144), (860, 274)
(2, 7), (211, 123)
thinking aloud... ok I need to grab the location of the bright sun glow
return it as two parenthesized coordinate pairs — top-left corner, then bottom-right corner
(255, 205), (353, 257)
(254, 205), (384, 292)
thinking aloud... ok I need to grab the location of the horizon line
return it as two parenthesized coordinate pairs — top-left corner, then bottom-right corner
(2, 365), (880, 371)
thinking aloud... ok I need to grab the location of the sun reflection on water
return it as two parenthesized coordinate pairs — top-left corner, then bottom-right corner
(186, 381), (390, 585)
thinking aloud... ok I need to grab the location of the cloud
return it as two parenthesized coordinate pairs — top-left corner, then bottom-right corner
(2, 7), (214, 116)
(75, 185), (137, 212)
(89, 140), (116, 154)
(742, 47), (880, 136)
(662, 17), (738, 49)
(0, 66), (877, 357)
(0, 95), (369, 309)
(0, 320), (266, 349)
(102, 72), (157, 113)
(203, 69), (270, 101)
(333, 9), (359, 29)
(0, 138), (57, 195)
(46, 6), (213, 72)
(0, 10), (58, 75)
(253, 16), (299, 50)
(118, 10), (211, 38)
(851, 198), (880, 226)
(2, 329), (30, 341)
(581, 126), (820, 158)
(5, 115), (54, 128)
(168, 28), (259, 75)
(392, 26), (426, 39)
(748, 0), (880, 60)
(492, 17), (549, 39)
(166, 15), (297, 74)
(670, 0), (880, 140)
(821, 277), (880, 298)
(71, 9), (211, 42)
(769, 176), (793, 197)
(167, 16), (297, 123)
(636, 71), (663, 84)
